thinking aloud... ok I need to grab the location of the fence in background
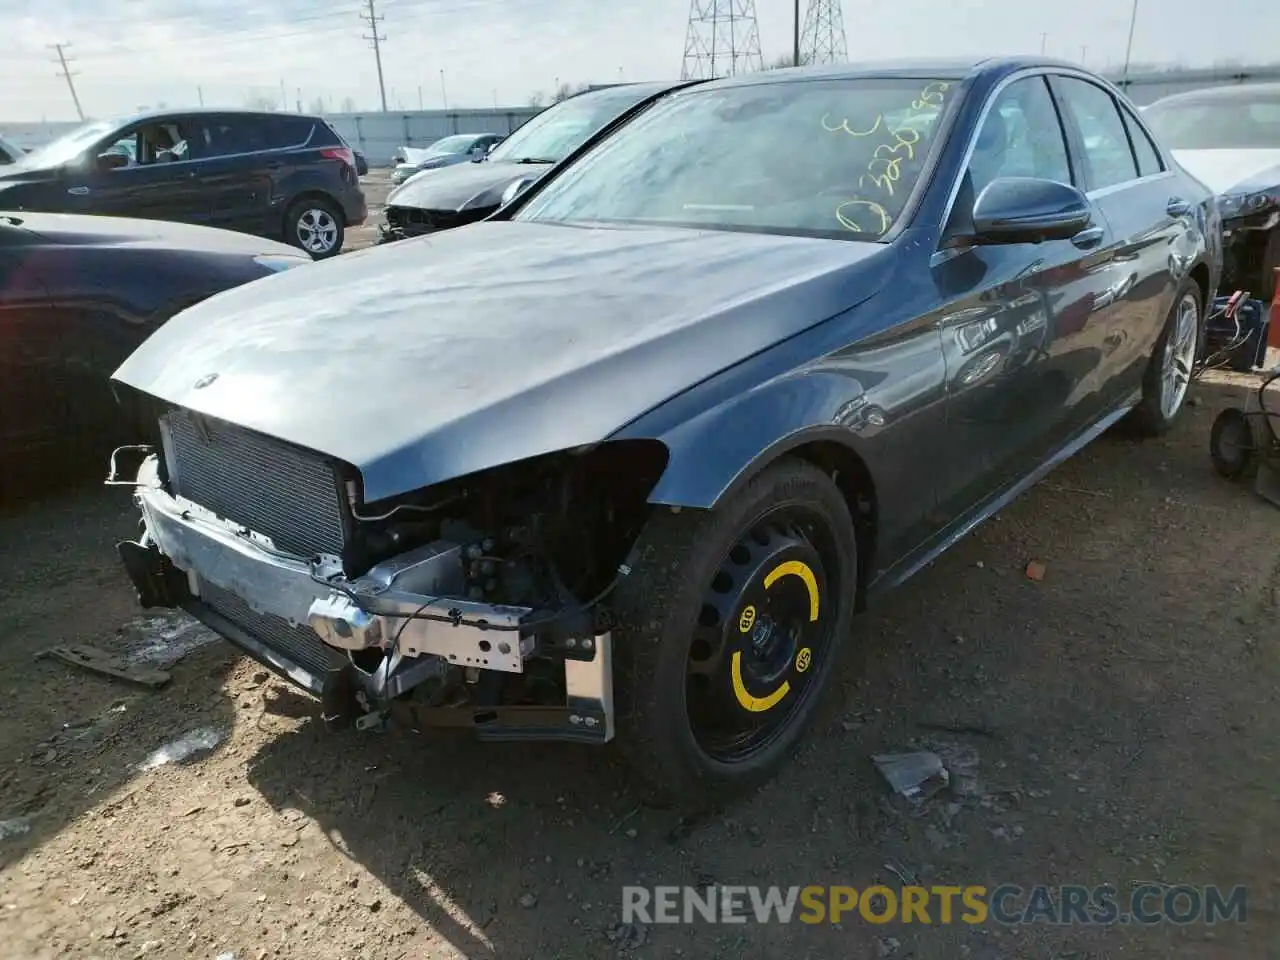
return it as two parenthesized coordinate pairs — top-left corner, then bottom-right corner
(3, 65), (1280, 158)
(1108, 64), (1280, 104)
(324, 107), (541, 166)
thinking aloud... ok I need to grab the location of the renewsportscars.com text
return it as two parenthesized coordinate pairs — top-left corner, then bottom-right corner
(622, 884), (1248, 926)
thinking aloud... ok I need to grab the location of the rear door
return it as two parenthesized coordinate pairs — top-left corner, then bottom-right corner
(933, 73), (1119, 523)
(1049, 75), (1181, 406)
(189, 114), (312, 236)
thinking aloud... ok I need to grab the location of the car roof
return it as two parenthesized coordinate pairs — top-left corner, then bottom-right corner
(111, 107), (327, 127)
(563, 81), (689, 103)
(696, 55), (1082, 90)
(1149, 82), (1280, 106)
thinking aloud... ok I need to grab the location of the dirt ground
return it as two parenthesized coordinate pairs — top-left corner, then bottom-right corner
(2, 209), (1278, 958)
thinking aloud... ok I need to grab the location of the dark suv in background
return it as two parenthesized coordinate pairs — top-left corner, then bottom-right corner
(0, 109), (366, 258)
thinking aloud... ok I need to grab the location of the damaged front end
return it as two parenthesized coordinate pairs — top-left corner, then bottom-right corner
(113, 407), (668, 742)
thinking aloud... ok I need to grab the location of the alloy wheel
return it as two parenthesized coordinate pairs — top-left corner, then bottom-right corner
(296, 208), (339, 255)
(1160, 292), (1199, 420)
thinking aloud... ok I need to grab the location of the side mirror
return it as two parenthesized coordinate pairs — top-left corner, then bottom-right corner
(95, 152), (130, 171)
(968, 177), (1092, 245)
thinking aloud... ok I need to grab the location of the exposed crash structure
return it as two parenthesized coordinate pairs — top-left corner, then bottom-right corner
(116, 412), (671, 743)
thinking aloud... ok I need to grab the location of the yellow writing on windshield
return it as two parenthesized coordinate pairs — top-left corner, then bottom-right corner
(826, 81), (953, 235)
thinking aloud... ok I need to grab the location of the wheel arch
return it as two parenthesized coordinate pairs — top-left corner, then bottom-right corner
(650, 424), (881, 598)
(281, 189), (341, 230)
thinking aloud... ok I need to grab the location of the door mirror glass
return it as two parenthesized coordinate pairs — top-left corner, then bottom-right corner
(969, 177), (1091, 244)
(95, 151), (130, 171)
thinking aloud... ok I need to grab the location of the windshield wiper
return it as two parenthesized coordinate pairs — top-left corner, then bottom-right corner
(510, 157), (558, 164)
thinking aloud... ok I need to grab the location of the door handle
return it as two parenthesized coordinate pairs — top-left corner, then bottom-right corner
(1070, 226), (1104, 248)
(1166, 197), (1192, 217)
(66, 186), (90, 196)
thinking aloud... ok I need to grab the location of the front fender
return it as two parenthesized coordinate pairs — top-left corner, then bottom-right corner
(614, 309), (948, 562)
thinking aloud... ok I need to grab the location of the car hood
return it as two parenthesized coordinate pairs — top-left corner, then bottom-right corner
(387, 159), (551, 212)
(1172, 148), (1280, 195)
(113, 220), (891, 504)
(12, 210), (302, 256)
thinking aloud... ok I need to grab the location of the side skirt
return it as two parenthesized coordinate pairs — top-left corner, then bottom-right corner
(866, 391), (1141, 603)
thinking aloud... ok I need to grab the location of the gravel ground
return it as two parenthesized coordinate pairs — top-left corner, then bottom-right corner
(1, 230), (1277, 957)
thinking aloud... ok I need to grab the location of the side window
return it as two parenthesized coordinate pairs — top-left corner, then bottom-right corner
(101, 123), (188, 168)
(264, 116), (315, 150)
(1120, 107), (1163, 177)
(1053, 78), (1138, 190)
(969, 76), (1072, 196)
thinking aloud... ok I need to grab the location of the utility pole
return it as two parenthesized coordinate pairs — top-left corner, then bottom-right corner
(1122, 0), (1139, 80)
(417, 85), (424, 110)
(440, 69), (449, 110)
(360, 0), (389, 112)
(197, 85), (204, 107)
(279, 78), (288, 111)
(296, 88), (303, 112)
(793, 0), (800, 65)
(1040, 32), (1048, 54)
(48, 43), (85, 120)
(1080, 45), (1087, 65)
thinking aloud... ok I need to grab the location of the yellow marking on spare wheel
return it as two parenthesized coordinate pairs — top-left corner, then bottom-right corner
(795, 647), (813, 673)
(763, 560), (821, 622)
(730, 651), (791, 712)
(738, 605), (757, 633)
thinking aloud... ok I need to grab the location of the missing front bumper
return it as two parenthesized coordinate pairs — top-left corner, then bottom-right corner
(116, 457), (616, 745)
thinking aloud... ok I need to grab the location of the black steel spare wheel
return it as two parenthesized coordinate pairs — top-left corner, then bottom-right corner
(612, 457), (858, 808)
(689, 520), (832, 761)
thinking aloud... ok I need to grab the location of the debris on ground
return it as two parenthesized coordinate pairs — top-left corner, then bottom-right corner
(136, 727), (226, 771)
(876, 935), (902, 957)
(1025, 560), (1047, 581)
(121, 614), (218, 668)
(606, 920), (649, 949)
(518, 892), (538, 909)
(932, 742), (982, 798)
(35, 644), (171, 689)
(872, 751), (949, 803)
(0, 817), (31, 841)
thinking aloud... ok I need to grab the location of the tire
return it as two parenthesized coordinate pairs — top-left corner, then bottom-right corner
(285, 197), (344, 260)
(610, 457), (859, 810)
(1209, 408), (1259, 480)
(1129, 280), (1204, 436)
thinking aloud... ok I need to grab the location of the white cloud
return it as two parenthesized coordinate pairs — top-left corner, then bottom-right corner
(2, 0), (1276, 121)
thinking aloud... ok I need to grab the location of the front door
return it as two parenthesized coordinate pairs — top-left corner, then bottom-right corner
(932, 74), (1121, 525)
(67, 120), (209, 225)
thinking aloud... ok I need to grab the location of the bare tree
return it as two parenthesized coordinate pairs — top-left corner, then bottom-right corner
(340, 96), (358, 113)
(308, 97), (327, 115)
(244, 95), (278, 112)
(551, 81), (591, 103)
(527, 91), (546, 108)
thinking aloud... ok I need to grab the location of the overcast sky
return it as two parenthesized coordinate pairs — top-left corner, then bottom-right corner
(3, 0), (1277, 121)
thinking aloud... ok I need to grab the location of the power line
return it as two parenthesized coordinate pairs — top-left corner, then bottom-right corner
(360, 0), (389, 112)
(48, 42), (85, 120)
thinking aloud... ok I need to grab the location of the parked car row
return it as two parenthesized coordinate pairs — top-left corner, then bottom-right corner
(99, 57), (1227, 808)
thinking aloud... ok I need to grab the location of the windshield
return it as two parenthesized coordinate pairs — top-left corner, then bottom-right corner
(426, 134), (481, 156)
(489, 88), (652, 164)
(1145, 93), (1280, 150)
(516, 78), (957, 240)
(20, 118), (120, 168)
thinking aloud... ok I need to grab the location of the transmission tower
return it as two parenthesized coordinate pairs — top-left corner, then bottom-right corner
(681, 0), (764, 80)
(800, 0), (848, 66)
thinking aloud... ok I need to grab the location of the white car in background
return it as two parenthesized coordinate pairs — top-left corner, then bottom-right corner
(1145, 83), (1280, 299)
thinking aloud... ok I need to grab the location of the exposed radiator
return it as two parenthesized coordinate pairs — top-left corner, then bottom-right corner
(198, 580), (345, 679)
(161, 407), (347, 558)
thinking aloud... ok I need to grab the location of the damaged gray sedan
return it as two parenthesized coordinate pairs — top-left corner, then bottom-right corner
(111, 58), (1217, 806)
